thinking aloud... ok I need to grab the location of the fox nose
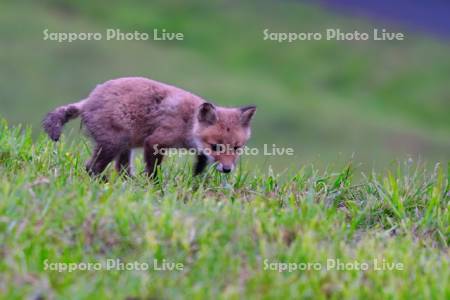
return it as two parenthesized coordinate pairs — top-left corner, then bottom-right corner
(222, 166), (232, 173)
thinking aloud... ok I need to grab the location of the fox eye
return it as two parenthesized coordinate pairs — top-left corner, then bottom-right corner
(234, 146), (241, 151)
(211, 144), (220, 152)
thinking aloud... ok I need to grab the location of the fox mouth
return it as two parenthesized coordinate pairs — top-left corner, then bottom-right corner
(216, 163), (233, 173)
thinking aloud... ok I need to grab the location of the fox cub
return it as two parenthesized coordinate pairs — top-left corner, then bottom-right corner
(43, 77), (256, 177)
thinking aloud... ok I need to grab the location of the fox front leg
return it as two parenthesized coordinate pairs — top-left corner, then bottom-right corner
(143, 128), (180, 178)
(194, 153), (209, 175)
(143, 142), (164, 179)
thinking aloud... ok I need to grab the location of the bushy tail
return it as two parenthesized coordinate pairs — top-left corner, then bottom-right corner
(42, 99), (85, 141)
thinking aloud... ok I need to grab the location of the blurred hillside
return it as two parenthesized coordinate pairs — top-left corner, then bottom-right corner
(0, 0), (449, 171)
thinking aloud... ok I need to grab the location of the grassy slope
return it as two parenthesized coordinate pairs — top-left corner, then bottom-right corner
(0, 121), (448, 299)
(1, 1), (450, 171)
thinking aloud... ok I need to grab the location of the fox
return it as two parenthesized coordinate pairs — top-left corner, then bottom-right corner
(42, 77), (256, 178)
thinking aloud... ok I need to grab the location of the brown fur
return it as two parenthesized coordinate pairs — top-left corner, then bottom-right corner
(42, 77), (256, 177)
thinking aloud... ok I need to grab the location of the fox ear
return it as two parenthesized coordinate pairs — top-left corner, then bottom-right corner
(240, 105), (256, 126)
(198, 102), (218, 124)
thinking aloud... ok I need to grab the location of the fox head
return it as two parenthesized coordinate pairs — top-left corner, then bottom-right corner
(193, 102), (256, 173)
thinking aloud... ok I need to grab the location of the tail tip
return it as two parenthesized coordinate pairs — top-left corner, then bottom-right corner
(42, 112), (63, 142)
(42, 104), (81, 142)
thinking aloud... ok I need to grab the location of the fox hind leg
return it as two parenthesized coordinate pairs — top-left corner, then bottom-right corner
(115, 149), (132, 176)
(86, 144), (120, 179)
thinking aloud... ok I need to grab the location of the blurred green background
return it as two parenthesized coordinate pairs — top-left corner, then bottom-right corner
(1, 0), (449, 172)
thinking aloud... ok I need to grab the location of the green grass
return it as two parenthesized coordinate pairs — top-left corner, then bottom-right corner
(1, 121), (448, 299)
